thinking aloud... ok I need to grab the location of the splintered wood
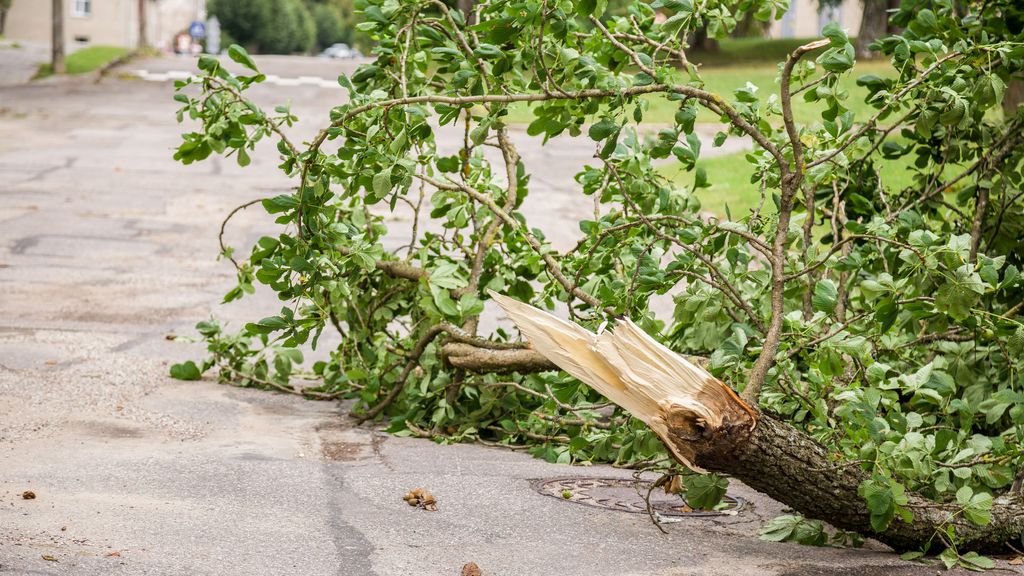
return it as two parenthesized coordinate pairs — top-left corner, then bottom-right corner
(489, 291), (757, 473)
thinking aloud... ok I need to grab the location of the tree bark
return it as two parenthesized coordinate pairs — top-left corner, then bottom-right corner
(442, 343), (556, 373)
(692, 414), (1024, 553)
(440, 344), (711, 374)
(51, 0), (64, 74)
(856, 0), (889, 59)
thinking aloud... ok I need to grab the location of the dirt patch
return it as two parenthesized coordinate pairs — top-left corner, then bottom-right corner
(74, 420), (145, 439)
(321, 440), (366, 462)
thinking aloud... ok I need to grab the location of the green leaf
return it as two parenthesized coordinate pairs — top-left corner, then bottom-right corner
(428, 262), (468, 290)
(683, 473), (729, 510)
(674, 106), (697, 132)
(858, 478), (904, 532)
(652, 0), (692, 14)
(874, 299), (898, 331)
(246, 316), (289, 334)
(430, 283), (460, 316)
(935, 282), (979, 321)
(821, 22), (848, 46)
(960, 488), (993, 526)
(436, 155), (461, 173)
(759, 514), (801, 541)
(812, 279), (838, 313)
(228, 44), (259, 72)
(576, 0), (597, 16)
(169, 361), (202, 381)
(758, 514), (827, 546)
(262, 194), (299, 214)
(939, 547), (959, 570)
(959, 552), (995, 571)
(372, 168), (393, 198)
(817, 44), (855, 73)
(197, 55), (219, 73)
(588, 118), (618, 141)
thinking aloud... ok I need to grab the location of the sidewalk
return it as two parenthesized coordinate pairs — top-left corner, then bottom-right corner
(0, 40), (48, 86)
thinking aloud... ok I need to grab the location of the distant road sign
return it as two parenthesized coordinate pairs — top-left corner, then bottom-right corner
(189, 21), (206, 39)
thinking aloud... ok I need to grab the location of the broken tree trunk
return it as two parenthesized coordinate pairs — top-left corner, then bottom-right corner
(489, 291), (1024, 553)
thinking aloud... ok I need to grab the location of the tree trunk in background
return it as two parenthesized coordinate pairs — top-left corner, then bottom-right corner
(138, 0), (148, 49)
(856, 0), (889, 59)
(733, 12), (769, 38)
(457, 0), (475, 25)
(690, 27), (719, 52)
(51, 0), (64, 74)
(0, 0), (10, 36)
(1003, 81), (1024, 118)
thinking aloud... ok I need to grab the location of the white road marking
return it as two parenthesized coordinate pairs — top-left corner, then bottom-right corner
(128, 69), (341, 89)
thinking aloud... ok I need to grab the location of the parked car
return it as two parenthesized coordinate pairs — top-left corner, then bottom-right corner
(320, 43), (360, 59)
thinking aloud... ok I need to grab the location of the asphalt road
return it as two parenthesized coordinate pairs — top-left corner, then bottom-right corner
(0, 53), (999, 575)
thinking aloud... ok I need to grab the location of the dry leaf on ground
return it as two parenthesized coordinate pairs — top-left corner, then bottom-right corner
(403, 487), (438, 511)
(461, 561), (482, 576)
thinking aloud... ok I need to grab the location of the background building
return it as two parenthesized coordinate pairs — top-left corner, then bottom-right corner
(3, 0), (206, 52)
(769, 0), (864, 38)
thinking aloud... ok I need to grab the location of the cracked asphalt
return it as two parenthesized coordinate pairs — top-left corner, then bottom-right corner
(0, 53), (1002, 575)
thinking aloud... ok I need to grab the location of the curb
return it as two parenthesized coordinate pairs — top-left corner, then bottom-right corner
(95, 49), (141, 83)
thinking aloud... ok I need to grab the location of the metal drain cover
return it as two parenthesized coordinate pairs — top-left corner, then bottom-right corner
(532, 476), (745, 517)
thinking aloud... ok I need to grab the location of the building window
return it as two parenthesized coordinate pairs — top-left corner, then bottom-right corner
(71, 0), (92, 17)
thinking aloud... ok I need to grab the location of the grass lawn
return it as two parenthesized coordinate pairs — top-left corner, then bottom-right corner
(661, 150), (922, 217)
(35, 45), (131, 77)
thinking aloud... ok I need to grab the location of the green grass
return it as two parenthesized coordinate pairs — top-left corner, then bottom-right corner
(662, 149), (921, 217)
(65, 46), (131, 73)
(35, 45), (131, 77)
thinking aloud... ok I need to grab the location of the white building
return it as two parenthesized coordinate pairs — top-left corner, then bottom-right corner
(769, 0), (863, 38)
(4, 0), (206, 52)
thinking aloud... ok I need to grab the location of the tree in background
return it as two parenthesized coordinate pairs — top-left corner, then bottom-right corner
(51, 0), (63, 73)
(818, 0), (899, 58)
(208, 0), (315, 54)
(258, 0), (315, 54)
(311, 2), (349, 49)
(1, 0), (13, 35)
(854, 0), (890, 57)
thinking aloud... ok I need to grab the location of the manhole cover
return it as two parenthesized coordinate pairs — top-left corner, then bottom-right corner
(531, 476), (745, 517)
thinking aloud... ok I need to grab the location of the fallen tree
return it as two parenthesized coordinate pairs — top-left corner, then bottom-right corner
(491, 291), (1024, 554)
(170, 0), (1024, 564)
